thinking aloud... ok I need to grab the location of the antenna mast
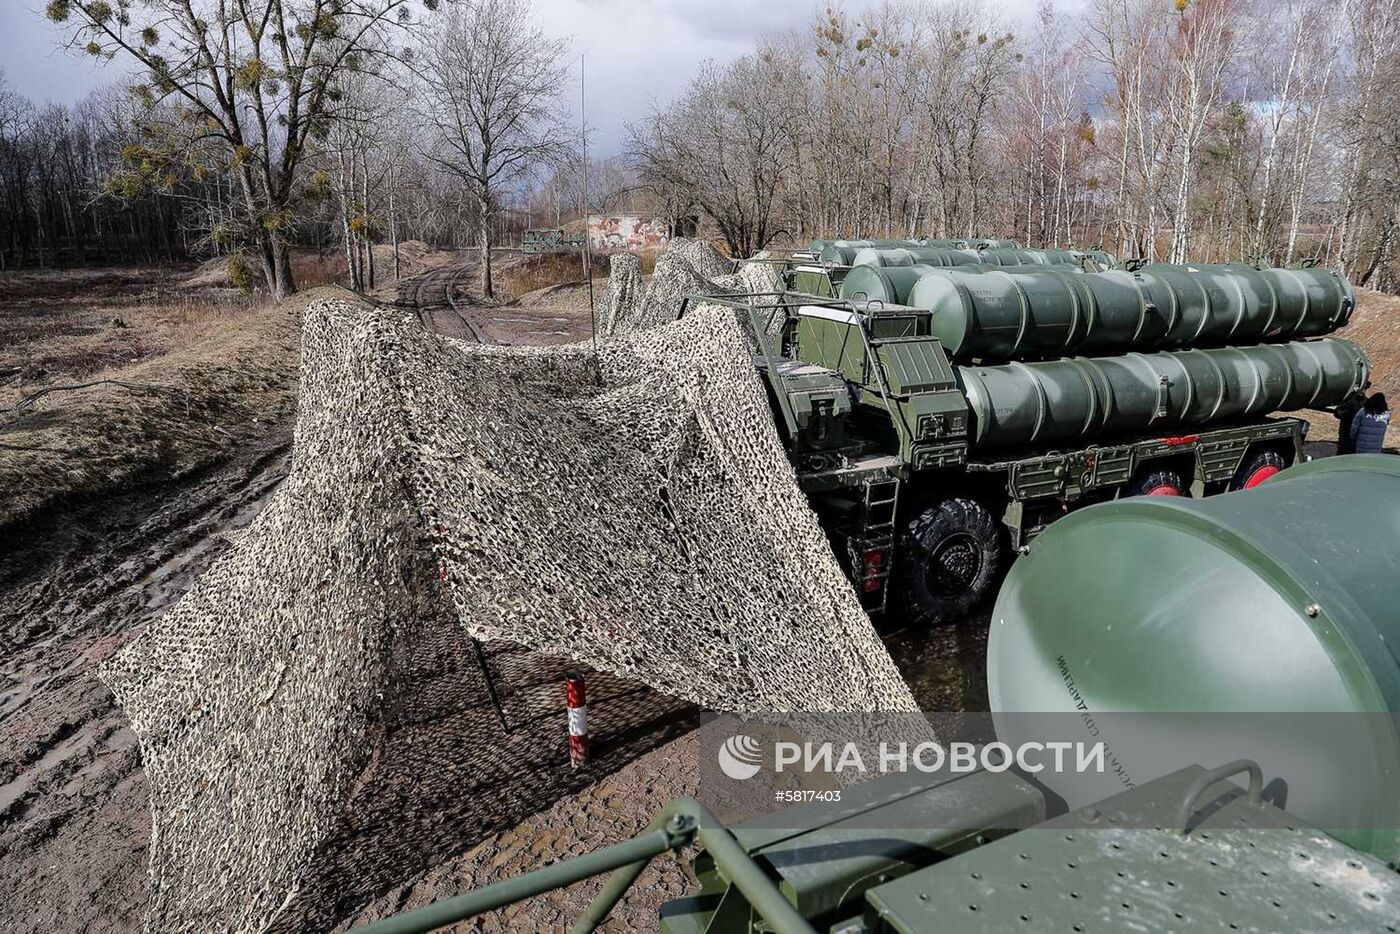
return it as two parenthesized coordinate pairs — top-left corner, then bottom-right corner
(582, 54), (597, 357)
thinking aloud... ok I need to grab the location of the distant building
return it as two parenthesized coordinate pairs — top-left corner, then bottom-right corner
(588, 215), (698, 252)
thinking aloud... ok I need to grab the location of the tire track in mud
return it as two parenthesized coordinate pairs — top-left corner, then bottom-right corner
(0, 437), (293, 934)
(398, 263), (495, 344)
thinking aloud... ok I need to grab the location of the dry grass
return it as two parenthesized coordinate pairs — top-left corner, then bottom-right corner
(503, 252), (612, 297)
(291, 251), (348, 290)
(2, 292), (261, 403)
(183, 246), (430, 289)
(0, 283), (365, 527)
(504, 250), (655, 298)
(1300, 289), (1400, 446)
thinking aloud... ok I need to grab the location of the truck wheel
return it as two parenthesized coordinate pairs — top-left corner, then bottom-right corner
(1232, 449), (1288, 490)
(898, 498), (1003, 626)
(1124, 468), (1190, 498)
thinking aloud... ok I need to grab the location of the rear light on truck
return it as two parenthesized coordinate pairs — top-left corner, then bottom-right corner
(862, 549), (886, 592)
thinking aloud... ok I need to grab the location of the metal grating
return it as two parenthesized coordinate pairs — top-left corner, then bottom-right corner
(865, 768), (1400, 932)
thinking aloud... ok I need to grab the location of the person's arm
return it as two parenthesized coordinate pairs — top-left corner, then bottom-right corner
(1351, 414), (1363, 442)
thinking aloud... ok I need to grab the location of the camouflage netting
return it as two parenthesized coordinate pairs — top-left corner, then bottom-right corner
(103, 292), (919, 931)
(596, 251), (643, 336)
(598, 239), (787, 350)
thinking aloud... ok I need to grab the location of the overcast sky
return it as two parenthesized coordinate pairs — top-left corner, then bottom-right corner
(1, 0), (1071, 155)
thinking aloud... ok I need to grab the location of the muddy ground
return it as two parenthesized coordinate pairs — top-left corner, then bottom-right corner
(0, 434), (292, 933)
(0, 261), (719, 934)
(2, 261), (1379, 933)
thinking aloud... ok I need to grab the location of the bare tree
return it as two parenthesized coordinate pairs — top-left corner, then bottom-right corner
(15, 0), (1400, 293)
(44, 0), (428, 297)
(1334, 0), (1400, 287)
(630, 47), (800, 257)
(417, 0), (569, 298)
(906, 5), (1019, 238)
(530, 157), (638, 224)
(1163, 0), (1241, 263)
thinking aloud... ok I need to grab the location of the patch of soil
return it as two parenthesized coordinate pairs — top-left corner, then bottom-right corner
(0, 434), (293, 934)
(0, 274), (332, 933)
(0, 283), (350, 525)
(1301, 289), (1400, 447)
(337, 734), (703, 933)
(0, 264), (222, 390)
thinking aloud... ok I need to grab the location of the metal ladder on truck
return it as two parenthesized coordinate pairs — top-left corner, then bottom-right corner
(850, 477), (900, 614)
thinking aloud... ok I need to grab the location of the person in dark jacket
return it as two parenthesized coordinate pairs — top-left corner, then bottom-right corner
(1350, 392), (1391, 454)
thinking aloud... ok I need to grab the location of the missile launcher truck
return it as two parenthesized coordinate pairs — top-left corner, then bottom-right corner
(696, 257), (1366, 625)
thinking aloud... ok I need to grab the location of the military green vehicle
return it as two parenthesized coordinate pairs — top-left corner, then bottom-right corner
(795, 240), (1114, 294)
(352, 757), (1400, 934)
(524, 227), (586, 254)
(695, 256), (1365, 625)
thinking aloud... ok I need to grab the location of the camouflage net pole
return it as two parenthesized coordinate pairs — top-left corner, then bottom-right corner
(103, 247), (918, 931)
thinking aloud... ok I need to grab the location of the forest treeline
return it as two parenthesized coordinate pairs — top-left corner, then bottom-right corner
(3, 0), (1398, 293)
(634, 0), (1400, 287)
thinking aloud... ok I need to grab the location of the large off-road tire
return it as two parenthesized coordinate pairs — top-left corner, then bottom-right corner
(897, 498), (1003, 627)
(1231, 449), (1289, 491)
(1123, 467), (1190, 498)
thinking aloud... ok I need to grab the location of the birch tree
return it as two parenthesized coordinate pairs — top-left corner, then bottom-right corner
(1164, 0), (1241, 263)
(1335, 0), (1400, 286)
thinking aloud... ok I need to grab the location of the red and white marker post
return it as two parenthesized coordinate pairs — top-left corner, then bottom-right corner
(565, 673), (589, 768)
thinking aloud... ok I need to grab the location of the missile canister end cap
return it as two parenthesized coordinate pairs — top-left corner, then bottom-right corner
(838, 264), (897, 304)
(910, 273), (970, 354)
(819, 244), (857, 266)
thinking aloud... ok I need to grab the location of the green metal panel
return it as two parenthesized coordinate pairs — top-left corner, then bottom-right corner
(795, 308), (872, 385)
(972, 419), (1301, 504)
(789, 266), (836, 298)
(770, 358), (852, 451)
(864, 764), (1400, 932)
(878, 339), (958, 395)
(955, 337), (1368, 450)
(989, 455), (1400, 862)
(662, 769), (1045, 933)
(866, 309), (929, 340)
